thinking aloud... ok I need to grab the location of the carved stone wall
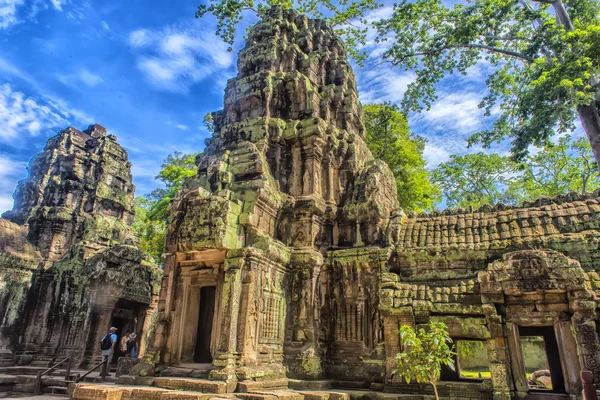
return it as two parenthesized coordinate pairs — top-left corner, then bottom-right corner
(147, 8), (600, 399)
(0, 125), (161, 368)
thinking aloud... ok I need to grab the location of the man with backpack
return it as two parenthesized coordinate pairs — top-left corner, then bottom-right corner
(100, 327), (118, 364)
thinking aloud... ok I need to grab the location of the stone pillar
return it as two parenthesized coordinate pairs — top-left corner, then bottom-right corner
(209, 254), (243, 392)
(175, 276), (192, 363)
(571, 305), (600, 384)
(85, 300), (117, 366)
(285, 250), (323, 379)
(555, 320), (582, 394)
(138, 304), (157, 358)
(482, 303), (512, 400)
(383, 307), (413, 382)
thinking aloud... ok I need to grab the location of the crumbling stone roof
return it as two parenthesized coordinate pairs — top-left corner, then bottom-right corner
(399, 191), (600, 250)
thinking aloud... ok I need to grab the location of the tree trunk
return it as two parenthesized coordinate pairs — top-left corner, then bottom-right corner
(432, 382), (440, 400)
(578, 104), (600, 172)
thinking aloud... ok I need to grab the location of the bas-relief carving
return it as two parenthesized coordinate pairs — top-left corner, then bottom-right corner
(0, 125), (161, 367)
(2, 6), (600, 399)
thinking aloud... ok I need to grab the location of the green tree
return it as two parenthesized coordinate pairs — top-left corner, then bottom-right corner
(132, 152), (199, 264)
(133, 197), (166, 264)
(374, 0), (600, 166)
(363, 103), (439, 211)
(431, 152), (520, 209)
(195, 0), (381, 63)
(514, 134), (599, 198)
(394, 321), (455, 400)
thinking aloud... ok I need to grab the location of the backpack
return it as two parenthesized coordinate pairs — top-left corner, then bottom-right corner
(100, 334), (112, 350)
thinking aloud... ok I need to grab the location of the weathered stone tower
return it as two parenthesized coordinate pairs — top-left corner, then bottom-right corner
(142, 8), (600, 400)
(0, 125), (161, 368)
(151, 6), (402, 391)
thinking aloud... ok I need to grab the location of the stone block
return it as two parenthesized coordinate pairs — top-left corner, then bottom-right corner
(153, 377), (227, 394)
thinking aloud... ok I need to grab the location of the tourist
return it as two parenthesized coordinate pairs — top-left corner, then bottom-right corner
(120, 331), (131, 356)
(100, 327), (118, 363)
(126, 333), (138, 359)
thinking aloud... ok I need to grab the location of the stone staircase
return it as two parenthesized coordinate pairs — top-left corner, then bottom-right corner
(68, 377), (433, 400)
(0, 365), (118, 398)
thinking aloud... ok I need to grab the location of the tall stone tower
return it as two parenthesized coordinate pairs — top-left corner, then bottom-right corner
(0, 125), (161, 368)
(151, 7), (403, 391)
(3, 124), (137, 263)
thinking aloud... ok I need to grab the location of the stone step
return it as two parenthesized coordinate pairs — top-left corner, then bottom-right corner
(45, 385), (69, 395)
(288, 380), (333, 391)
(246, 389), (303, 400)
(298, 391), (349, 400)
(238, 378), (289, 392)
(69, 383), (169, 400)
(69, 383), (235, 400)
(153, 377), (228, 394)
(330, 381), (370, 390)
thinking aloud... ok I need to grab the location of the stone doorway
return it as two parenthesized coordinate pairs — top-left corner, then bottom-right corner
(109, 298), (148, 364)
(194, 286), (216, 363)
(517, 326), (566, 396)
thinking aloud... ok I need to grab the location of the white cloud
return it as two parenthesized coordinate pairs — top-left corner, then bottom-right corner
(357, 66), (415, 105)
(0, 0), (68, 29)
(49, 0), (67, 11)
(0, 154), (27, 213)
(129, 29), (150, 47)
(0, 0), (25, 29)
(0, 83), (93, 142)
(422, 91), (488, 131)
(56, 68), (103, 87)
(423, 143), (451, 168)
(128, 22), (235, 93)
(176, 124), (188, 131)
(101, 20), (110, 31)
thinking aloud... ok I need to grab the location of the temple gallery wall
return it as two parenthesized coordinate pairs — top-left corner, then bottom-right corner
(2, 7), (600, 400)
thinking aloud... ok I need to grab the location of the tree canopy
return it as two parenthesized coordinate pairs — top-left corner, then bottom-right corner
(195, 0), (381, 62)
(363, 103), (439, 211)
(431, 152), (519, 209)
(374, 0), (600, 165)
(432, 135), (599, 209)
(132, 152), (199, 264)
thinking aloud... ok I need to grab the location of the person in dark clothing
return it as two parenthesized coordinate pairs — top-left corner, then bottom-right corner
(126, 333), (138, 358)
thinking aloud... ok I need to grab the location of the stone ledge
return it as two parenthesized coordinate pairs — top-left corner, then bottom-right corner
(153, 377), (227, 394)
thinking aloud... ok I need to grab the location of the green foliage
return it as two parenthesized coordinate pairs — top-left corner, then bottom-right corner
(431, 152), (520, 209)
(432, 136), (599, 208)
(513, 135), (599, 198)
(195, 0), (382, 63)
(363, 103), (440, 211)
(132, 152), (199, 264)
(374, 0), (600, 161)
(133, 197), (165, 264)
(394, 321), (455, 400)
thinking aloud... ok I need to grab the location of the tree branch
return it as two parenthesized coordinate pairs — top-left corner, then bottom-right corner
(390, 43), (535, 65)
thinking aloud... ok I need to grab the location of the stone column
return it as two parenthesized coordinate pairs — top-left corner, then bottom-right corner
(209, 254), (243, 392)
(138, 305), (157, 358)
(571, 304), (600, 384)
(86, 300), (117, 366)
(175, 276), (192, 363)
(555, 320), (582, 394)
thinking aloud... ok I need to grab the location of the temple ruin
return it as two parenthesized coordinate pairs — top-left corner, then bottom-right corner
(0, 124), (162, 370)
(2, 6), (600, 400)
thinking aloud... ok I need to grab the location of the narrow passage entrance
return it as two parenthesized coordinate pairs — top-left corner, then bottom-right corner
(194, 286), (216, 363)
(519, 326), (565, 394)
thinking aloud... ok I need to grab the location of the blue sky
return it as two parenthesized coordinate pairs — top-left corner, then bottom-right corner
(0, 0), (508, 213)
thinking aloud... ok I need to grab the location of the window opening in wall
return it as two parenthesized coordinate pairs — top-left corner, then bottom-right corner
(518, 326), (565, 393)
(441, 339), (491, 382)
(520, 336), (551, 390)
(457, 340), (491, 380)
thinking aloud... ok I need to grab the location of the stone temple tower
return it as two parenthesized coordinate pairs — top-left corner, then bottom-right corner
(150, 6), (403, 391)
